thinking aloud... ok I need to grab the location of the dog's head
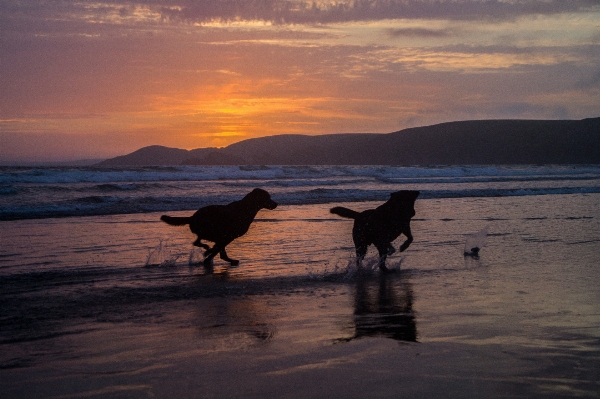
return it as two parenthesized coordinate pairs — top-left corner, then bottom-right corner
(390, 190), (420, 203)
(248, 188), (278, 210)
(388, 190), (419, 217)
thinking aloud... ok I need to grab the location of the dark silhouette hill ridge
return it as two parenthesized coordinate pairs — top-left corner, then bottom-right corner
(96, 118), (600, 166)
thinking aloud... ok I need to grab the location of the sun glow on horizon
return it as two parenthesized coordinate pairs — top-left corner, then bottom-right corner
(1, 2), (599, 161)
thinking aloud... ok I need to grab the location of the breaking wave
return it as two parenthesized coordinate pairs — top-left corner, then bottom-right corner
(1, 164), (599, 220)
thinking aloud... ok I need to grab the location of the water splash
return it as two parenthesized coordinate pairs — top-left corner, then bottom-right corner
(145, 239), (181, 267)
(307, 255), (404, 281)
(188, 247), (205, 265)
(464, 226), (489, 257)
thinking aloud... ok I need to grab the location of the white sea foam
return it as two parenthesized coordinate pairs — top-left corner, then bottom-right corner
(2, 164), (600, 184)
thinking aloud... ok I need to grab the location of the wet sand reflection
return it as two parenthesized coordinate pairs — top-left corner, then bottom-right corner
(192, 295), (277, 350)
(340, 272), (417, 342)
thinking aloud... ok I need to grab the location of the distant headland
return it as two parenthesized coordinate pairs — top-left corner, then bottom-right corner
(97, 118), (600, 166)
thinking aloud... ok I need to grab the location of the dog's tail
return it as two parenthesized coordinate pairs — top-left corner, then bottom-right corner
(330, 206), (360, 219)
(160, 215), (191, 226)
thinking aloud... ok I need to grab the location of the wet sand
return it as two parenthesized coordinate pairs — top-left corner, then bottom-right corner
(1, 195), (600, 398)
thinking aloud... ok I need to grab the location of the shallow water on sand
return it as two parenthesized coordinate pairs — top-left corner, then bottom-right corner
(1, 194), (599, 398)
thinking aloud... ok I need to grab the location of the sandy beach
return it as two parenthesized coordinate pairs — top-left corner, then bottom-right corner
(2, 194), (599, 398)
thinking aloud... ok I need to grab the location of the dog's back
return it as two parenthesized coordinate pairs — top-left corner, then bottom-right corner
(191, 190), (277, 241)
(331, 190), (418, 232)
(188, 204), (234, 242)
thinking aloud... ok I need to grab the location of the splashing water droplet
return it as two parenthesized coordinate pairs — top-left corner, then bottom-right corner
(145, 239), (181, 267)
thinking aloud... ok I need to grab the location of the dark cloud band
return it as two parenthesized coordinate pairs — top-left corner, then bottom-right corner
(3, 0), (600, 28)
(157, 0), (600, 24)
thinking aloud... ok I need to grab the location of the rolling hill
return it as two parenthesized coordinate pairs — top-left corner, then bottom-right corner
(96, 118), (600, 166)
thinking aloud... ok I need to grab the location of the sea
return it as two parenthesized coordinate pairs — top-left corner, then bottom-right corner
(1, 164), (599, 398)
(2, 164), (600, 221)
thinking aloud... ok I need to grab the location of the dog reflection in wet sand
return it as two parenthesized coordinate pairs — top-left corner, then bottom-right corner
(330, 190), (419, 272)
(339, 273), (417, 343)
(161, 188), (277, 267)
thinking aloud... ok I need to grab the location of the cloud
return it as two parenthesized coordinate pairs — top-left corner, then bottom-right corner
(494, 102), (569, 119)
(157, 0), (600, 24)
(2, 0), (600, 162)
(387, 27), (455, 38)
(3, 1), (600, 31)
(575, 67), (600, 89)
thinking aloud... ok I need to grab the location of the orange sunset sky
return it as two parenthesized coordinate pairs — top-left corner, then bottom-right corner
(1, 0), (599, 162)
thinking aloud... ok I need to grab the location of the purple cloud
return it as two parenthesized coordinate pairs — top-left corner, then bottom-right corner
(8, 0), (596, 25)
(387, 28), (455, 38)
(157, 0), (600, 24)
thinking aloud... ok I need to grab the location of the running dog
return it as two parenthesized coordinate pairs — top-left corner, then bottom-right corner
(330, 190), (419, 272)
(161, 188), (277, 266)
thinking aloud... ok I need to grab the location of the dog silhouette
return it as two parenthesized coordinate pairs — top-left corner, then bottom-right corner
(161, 188), (277, 266)
(331, 190), (419, 271)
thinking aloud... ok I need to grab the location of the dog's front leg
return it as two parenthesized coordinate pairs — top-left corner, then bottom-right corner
(375, 244), (392, 272)
(219, 248), (239, 266)
(355, 245), (367, 268)
(399, 226), (413, 252)
(387, 243), (395, 255)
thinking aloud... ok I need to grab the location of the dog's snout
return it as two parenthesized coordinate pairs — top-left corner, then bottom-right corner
(267, 200), (278, 210)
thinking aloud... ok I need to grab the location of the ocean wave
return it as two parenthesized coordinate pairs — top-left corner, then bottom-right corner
(219, 178), (374, 188)
(95, 183), (140, 192)
(0, 185), (18, 196)
(2, 165), (600, 220)
(375, 174), (600, 185)
(2, 185), (599, 221)
(2, 165), (600, 184)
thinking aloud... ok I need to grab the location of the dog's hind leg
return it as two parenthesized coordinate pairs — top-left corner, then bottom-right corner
(193, 238), (210, 250)
(219, 248), (239, 266)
